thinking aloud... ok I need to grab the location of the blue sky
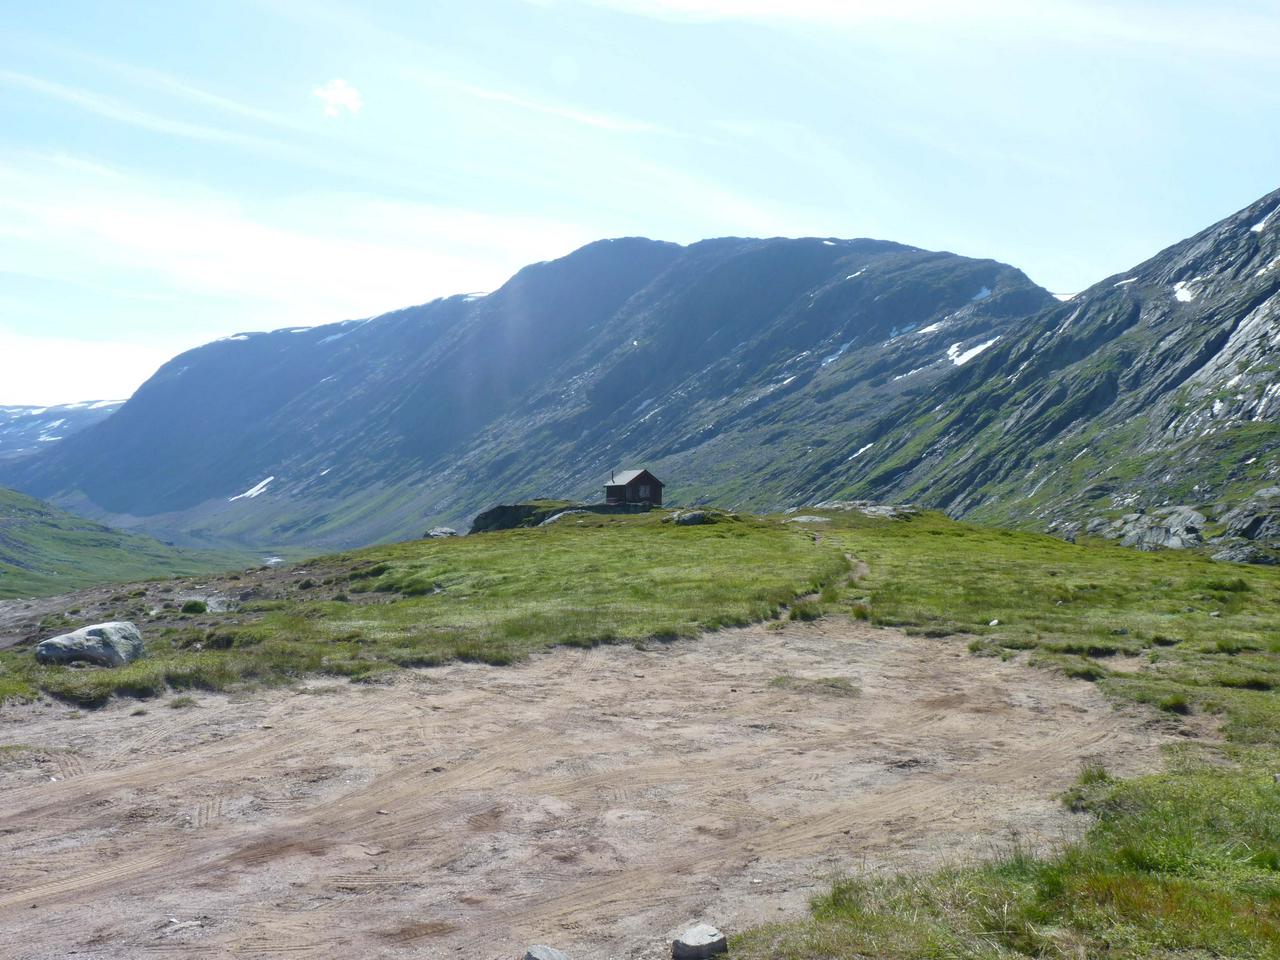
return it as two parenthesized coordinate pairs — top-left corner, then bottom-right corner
(1, 0), (1278, 404)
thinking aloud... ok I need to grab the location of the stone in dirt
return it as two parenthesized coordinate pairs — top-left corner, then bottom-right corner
(672, 923), (728, 959)
(34, 621), (144, 667)
(524, 947), (570, 960)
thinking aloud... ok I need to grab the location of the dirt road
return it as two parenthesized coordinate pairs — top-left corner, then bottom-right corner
(0, 620), (1183, 959)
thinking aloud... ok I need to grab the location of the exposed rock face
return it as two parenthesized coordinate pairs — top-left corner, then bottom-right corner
(1221, 487), (1280, 542)
(423, 527), (459, 538)
(35, 621), (144, 667)
(1212, 543), (1278, 565)
(1107, 506), (1206, 551)
(672, 923), (728, 959)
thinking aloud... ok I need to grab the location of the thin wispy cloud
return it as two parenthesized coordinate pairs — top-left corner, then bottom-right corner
(0, 70), (278, 149)
(566, 0), (1280, 58)
(313, 78), (363, 117)
(455, 81), (670, 135)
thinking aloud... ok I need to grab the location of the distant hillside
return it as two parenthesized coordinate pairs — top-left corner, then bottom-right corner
(0, 400), (123, 462)
(0, 486), (238, 600)
(2, 237), (1049, 550)
(831, 188), (1280, 534)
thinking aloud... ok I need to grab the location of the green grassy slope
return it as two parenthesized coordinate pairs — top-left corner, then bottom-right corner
(5, 507), (1279, 955)
(0, 486), (241, 600)
(735, 508), (1280, 959)
(0, 511), (848, 705)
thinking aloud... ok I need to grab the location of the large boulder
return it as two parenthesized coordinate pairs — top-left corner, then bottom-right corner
(672, 924), (727, 959)
(35, 621), (145, 667)
(424, 527), (459, 538)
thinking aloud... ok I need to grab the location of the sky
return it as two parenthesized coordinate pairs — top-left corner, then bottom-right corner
(1, 0), (1278, 404)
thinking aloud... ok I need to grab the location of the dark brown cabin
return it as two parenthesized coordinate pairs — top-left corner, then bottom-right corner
(604, 469), (663, 506)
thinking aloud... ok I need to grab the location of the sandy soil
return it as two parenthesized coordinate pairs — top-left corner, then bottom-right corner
(0, 620), (1189, 959)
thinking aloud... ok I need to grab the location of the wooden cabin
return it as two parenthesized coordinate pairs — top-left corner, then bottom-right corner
(604, 469), (664, 506)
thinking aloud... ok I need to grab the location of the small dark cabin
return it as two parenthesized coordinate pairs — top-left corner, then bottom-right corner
(604, 469), (664, 506)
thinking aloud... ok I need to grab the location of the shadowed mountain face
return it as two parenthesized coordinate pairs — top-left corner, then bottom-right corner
(1, 236), (1050, 550)
(830, 188), (1280, 531)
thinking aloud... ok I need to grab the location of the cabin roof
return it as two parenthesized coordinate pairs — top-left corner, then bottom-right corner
(606, 469), (662, 487)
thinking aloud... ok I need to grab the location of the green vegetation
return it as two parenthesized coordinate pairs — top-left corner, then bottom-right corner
(0, 486), (242, 600)
(5, 503), (1280, 955)
(731, 507), (1280, 959)
(0, 512), (848, 705)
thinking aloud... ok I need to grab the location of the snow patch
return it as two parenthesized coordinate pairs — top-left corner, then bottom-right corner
(845, 268), (866, 280)
(1173, 277), (1205, 303)
(781, 375), (797, 387)
(1113, 278), (1137, 287)
(1251, 208), (1277, 233)
(821, 341), (853, 366)
(1052, 292), (1076, 302)
(847, 442), (874, 461)
(946, 336), (1001, 366)
(37, 435), (61, 442)
(892, 365), (930, 381)
(916, 321), (944, 335)
(229, 476), (275, 502)
(970, 286), (992, 301)
(821, 240), (836, 246)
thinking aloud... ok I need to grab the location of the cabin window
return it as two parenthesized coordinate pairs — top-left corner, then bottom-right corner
(638, 484), (650, 498)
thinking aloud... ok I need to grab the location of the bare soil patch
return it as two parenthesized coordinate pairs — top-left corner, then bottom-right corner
(0, 620), (1186, 959)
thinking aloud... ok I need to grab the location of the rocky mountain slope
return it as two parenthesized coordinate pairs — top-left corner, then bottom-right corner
(0, 486), (236, 599)
(1, 237), (1049, 550)
(827, 188), (1280, 557)
(0, 401), (123, 462)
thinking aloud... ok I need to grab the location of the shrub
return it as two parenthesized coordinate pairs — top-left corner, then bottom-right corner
(180, 600), (208, 614)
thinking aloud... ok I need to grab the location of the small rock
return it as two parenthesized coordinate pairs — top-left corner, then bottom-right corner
(35, 621), (145, 667)
(988, 619), (1000, 627)
(1209, 611), (1222, 618)
(674, 510), (712, 526)
(524, 948), (570, 960)
(673, 923), (727, 959)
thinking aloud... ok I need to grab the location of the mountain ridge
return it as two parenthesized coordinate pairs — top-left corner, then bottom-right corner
(5, 189), (1279, 556)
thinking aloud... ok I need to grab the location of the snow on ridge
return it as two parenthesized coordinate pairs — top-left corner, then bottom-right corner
(821, 240), (836, 246)
(1052, 292), (1076, 302)
(1251, 208), (1277, 233)
(947, 336), (1001, 366)
(1113, 278), (1137, 287)
(970, 286), (992, 301)
(229, 476), (275, 502)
